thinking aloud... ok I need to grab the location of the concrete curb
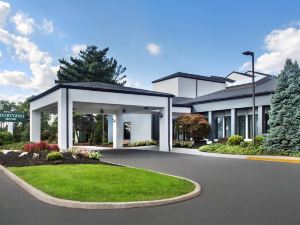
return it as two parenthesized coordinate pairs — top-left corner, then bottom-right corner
(0, 163), (201, 210)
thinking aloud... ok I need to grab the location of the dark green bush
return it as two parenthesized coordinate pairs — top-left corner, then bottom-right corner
(0, 142), (27, 150)
(239, 141), (251, 148)
(173, 140), (193, 148)
(46, 152), (63, 161)
(0, 131), (14, 145)
(254, 136), (265, 146)
(227, 135), (244, 145)
(199, 143), (261, 155)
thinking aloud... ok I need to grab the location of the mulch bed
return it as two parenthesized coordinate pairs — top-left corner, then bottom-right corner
(0, 151), (113, 167)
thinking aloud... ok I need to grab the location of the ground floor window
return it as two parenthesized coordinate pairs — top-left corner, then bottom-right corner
(263, 106), (270, 134)
(124, 122), (131, 140)
(237, 115), (246, 138)
(213, 117), (224, 139)
(225, 116), (231, 137)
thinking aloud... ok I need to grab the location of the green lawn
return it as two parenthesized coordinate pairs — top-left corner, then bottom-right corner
(9, 164), (195, 202)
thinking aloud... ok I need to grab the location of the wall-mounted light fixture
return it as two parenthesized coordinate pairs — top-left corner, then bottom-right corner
(158, 112), (163, 118)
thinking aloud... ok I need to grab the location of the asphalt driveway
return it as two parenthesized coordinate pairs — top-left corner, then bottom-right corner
(1, 149), (300, 225)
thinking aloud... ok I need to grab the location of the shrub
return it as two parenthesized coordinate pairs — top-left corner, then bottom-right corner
(227, 135), (244, 145)
(128, 140), (158, 147)
(23, 141), (58, 153)
(199, 143), (223, 152)
(46, 152), (63, 161)
(89, 151), (102, 160)
(199, 143), (260, 155)
(239, 141), (251, 148)
(48, 134), (57, 143)
(173, 140), (193, 148)
(48, 144), (59, 152)
(0, 142), (27, 150)
(254, 136), (265, 146)
(41, 130), (51, 141)
(217, 137), (228, 144)
(0, 131), (14, 145)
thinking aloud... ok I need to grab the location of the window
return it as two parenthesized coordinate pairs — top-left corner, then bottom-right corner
(225, 116), (231, 137)
(123, 122), (131, 140)
(237, 115), (246, 138)
(213, 117), (224, 139)
(263, 106), (270, 133)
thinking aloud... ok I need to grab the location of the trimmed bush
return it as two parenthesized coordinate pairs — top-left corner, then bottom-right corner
(254, 136), (265, 146)
(173, 140), (193, 148)
(239, 141), (251, 148)
(48, 144), (59, 152)
(0, 131), (14, 145)
(128, 140), (158, 147)
(227, 135), (244, 145)
(199, 143), (262, 155)
(46, 152), (63, 161)
(23, 141), (59, 153)
(89, 151), (102, 160)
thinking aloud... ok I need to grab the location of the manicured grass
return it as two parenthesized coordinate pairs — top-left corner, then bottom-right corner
(9, 164), (195, 202)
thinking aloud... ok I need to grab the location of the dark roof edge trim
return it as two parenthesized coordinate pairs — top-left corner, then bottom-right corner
(191, 91), (274, 105)
(152, 74), (226, 84)
(30, 84), (174, 102)
(172, 104), (193, 108)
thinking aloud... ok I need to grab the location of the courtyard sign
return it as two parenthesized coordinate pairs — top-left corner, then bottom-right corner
(0, 112), (26, 122)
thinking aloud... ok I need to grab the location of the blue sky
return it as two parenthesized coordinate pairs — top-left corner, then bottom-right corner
(1, 0), (300, 101)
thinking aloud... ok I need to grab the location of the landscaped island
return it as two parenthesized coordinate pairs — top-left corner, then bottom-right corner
(8, 164), (195, 202)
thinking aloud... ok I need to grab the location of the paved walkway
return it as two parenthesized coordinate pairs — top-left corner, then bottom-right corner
(1, 150), (300, 225)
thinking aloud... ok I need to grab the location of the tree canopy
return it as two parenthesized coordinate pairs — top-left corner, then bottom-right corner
(56, 45), (126, 85)
(266, 59), (300, 153)
(175, 114), (211, 141)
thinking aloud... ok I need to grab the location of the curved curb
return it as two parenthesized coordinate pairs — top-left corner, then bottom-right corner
(0, 163), (201, 210)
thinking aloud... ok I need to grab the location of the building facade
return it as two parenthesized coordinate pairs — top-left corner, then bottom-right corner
(29, 71), (276, 151)
(153, 71), (276, 141)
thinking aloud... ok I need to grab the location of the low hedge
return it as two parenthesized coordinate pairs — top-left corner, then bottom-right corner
(23, 141), (59, 153)
(199, 143), (264, 155)
(173, 140), (193, 148)
(128, 140), (158, 147)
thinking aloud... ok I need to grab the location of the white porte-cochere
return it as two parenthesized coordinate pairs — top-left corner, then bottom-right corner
(29, 82), (173, 152)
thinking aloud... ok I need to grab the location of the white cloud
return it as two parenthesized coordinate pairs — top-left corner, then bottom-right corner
(125, 78), (141, 88)
(0, 94), (28, 102)
(42, 18), (54, 33)
(0, 27), (58, 92)
(0, 1), (10, 28)
(11, 11), (35, 36)
(71, 44), (87, 56)
(240, 26), (300, 74)
(146, 43), (161, 55)
(0, 1), (59, 97)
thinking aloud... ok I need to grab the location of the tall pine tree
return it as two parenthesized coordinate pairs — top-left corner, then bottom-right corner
(56, 46), (126, 85)
(266, 59), (300, 153)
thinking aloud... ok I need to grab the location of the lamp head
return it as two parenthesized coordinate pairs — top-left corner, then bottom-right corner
(242, 51), (254, 56)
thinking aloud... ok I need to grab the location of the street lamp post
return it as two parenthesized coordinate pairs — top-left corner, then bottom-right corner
(242, 51), (255, 144)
